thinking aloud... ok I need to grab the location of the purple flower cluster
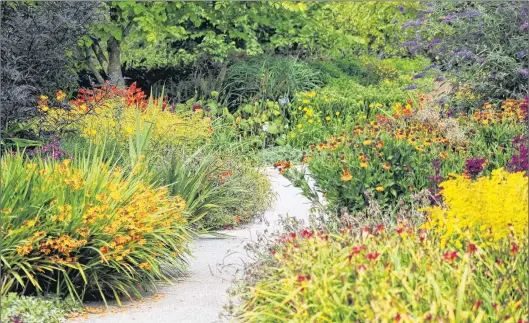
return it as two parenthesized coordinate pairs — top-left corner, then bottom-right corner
(401, 19), (424, 29)
(403, 84), (418, 91)
(428, 159), (444, 204)
(519, 69), (528, 78)
(28, 138), (70, 160)
(464, 157), (487, 179)
(413, 72), (425, 79)
(507, 135), (528, 174)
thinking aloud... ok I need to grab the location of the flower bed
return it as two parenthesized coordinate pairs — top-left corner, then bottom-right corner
(231, 169), (528, 322)
(1, 152), (191, 304)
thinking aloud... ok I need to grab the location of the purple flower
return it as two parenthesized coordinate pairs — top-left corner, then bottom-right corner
(429, 38), (442, 47)
(520, 69), (528, 78)
(488, 72), (497, 79)
(507, 135), (528, 174)
(413, 72), (425, 79)
(464, 158), (487, 179)
(521, 23), (528, 30)
(517, 50), (527, 59)
(403, 84), (418, 91)
(398, 5), (404, 14)
(393, 19), (399, 24)
(437, 98), (446, 105)
(192, 103), (202, 112)
(435, 76), (445, 83)
(401, 19), (423, 29)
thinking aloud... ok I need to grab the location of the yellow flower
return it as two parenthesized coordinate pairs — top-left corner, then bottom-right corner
(325, 116), (331, 121)
(302, 99), (309, 104)
(40, 95), (48, 100)
(362, 140), (372, 146)
(376, 185), (384, 192)
(40, 106), (49, 112)
(298, 106), (302, 110)
(335, 111), (340, 116)
(56, 90), (66, 101)
(297, 124), (303, 129)
(124, 126), (134, 134)
(360, 162), (368, 168)
(308, 119), (314, 124)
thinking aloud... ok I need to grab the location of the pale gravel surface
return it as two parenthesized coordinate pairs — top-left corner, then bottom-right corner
(69, 167), (312, 323)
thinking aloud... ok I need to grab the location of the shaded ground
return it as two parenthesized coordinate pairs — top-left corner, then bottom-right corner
(69, 168), (312, 323)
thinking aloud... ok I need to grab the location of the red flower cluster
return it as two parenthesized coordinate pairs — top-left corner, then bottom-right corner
(71, 82), (164, 112)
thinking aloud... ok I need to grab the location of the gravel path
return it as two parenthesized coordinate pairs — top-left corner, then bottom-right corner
(70, 168), (312, 323)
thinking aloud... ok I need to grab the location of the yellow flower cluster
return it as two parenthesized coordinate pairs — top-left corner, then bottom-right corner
(421, 168), (528, 246)
(41, 96), (211, 152)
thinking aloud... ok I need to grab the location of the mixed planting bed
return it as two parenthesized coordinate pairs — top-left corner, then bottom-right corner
(1, 1), (528, 323)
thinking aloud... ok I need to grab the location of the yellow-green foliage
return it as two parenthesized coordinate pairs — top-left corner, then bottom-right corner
(421, 169), (528, 246)
(41, 92), (211, 153)
(233, 224), (527, 322)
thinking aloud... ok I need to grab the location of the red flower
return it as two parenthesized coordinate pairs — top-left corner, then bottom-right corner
(466, 243), (478, 254)
(352, 245), (366, 254)
(442, 251), (458, 261)
(365, 252), (380, 261)
(472, 300), (483, 311)
(300, 229), (314, 239)
(394, 313), (401, 322)
(297, 274), (311, 282)
(376, 224), (385, 233)
(511, 243), (519, 254)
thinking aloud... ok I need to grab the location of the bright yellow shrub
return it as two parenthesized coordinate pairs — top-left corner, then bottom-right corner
(422, 168), (528, 246)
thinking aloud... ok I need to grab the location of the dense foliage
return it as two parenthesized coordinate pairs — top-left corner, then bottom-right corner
(0, 1), (98, 125)
(402, 1), (529, 104)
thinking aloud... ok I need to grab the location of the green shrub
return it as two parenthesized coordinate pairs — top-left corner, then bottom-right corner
(1, 149), (191, 304)
(1, 293), (80, 323)
(157, 148), (272, 231)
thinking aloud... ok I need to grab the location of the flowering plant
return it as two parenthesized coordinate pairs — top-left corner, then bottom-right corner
(1, 151), (191, 303)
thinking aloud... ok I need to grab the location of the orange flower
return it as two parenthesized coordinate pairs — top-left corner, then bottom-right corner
(56, 90), (66, 101)
(376, 141), (383, 149)
(341, 169), (352, 182)
(438, 152), (448, 159)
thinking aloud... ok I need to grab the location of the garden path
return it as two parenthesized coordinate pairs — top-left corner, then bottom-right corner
(69, 167), (312, 323)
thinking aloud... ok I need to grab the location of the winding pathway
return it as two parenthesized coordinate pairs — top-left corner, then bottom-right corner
(70, 168), (312, 323)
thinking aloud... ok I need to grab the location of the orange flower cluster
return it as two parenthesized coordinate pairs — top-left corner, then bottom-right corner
(470, 99), (527, 125)
(274, 160), (293, 174)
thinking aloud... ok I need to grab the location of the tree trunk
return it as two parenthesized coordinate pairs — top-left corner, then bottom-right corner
(85, 47), (105, 86)
(107, 36), (125, 88)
